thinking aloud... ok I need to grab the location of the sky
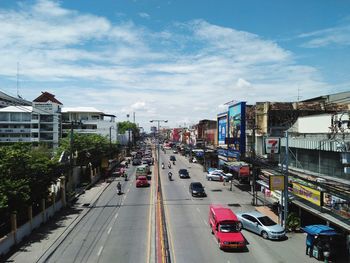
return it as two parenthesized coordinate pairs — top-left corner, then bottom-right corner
(0, 0), (349, 131)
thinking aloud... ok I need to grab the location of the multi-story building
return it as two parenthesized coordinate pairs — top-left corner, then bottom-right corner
(61, 107), (117, 142)
(0, 92), (62, 147)
(0, 90), (31, 108)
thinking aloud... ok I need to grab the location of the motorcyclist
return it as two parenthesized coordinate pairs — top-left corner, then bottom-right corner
(168, 162), (171, 169)
(117, 182), (122, 194)
(124, 173), (128, 181)
(162, 162), (165, 169)
(168, 172), (172, 180)
(172, 160), (175, 165)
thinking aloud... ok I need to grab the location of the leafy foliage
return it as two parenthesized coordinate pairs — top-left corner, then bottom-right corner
(118, 121), (139, 135)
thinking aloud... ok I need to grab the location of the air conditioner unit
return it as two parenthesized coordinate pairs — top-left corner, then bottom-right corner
(341, 152), (350, 164)
(344, 167), (350, 174)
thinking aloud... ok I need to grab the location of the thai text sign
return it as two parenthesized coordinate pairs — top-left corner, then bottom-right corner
(269, 175), (284, 191)
(292, 182), (321, 206)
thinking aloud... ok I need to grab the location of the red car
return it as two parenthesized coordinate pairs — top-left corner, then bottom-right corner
(209, 205), (246, 250)
(136, 176), (150, 187)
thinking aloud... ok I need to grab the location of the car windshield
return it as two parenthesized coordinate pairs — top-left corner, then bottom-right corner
(179, 169), (188, 174)
(219, 224), (239, 233)
(192, 183), (203, 189)
(258, 216), (276, 226)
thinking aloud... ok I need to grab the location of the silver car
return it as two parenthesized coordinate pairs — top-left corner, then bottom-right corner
(236, 211), (285, 240)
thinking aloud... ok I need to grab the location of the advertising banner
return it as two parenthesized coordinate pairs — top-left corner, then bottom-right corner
(228, 102), (246, 156)
(292, 182), (321, 206)
(217, 115), (227, 145)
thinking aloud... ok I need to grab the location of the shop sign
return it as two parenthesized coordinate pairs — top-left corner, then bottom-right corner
(264, 137), (281, 154)
(269, 175), (284, 191)
(323, 193), (350, 219)
(292, 182), (321, 206)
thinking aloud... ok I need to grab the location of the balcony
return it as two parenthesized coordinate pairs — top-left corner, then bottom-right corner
(0, 137), (31, 142)
(0, 128), (31, 133)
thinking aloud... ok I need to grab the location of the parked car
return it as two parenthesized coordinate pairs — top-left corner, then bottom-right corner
(236, 211), (285, 240)
(136, 176), (150, 187)
(189, 182), (206, 197)
(207, 170), (232, 182)
(178, 169), (190, 178)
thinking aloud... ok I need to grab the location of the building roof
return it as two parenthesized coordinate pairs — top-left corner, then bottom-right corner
(33, 92), (63, 105)
(0, 90), (31, 107)
(62, 107), (104, 113)
(0, 106), (32, 113)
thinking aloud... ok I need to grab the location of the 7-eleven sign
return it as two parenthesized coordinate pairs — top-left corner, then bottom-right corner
(264, 138), (281, 154)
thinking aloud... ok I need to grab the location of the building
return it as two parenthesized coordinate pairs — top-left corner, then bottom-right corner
(0, 90), (31, 108)
(0, 92), (62, 147)
(61, 107), (117, 143)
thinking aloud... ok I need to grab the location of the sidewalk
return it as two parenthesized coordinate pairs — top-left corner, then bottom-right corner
(5, 181), (110, 263)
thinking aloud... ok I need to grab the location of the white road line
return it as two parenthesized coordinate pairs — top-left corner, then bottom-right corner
(114, 212), (119, 219)
(107, 227), (112, 235)
(227, 261), (231, 263)
(97, 246), (103, 256)
(127, 188), (130, 193)
(203, 219), (208, 226)
(196, 207), (200, 213)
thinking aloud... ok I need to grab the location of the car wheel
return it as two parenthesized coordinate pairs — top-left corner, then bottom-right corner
(238, 222), (243, 231)
(208, 177), (212, 181)
(261, 231), (269, 239)
(218, 239), (222, 250)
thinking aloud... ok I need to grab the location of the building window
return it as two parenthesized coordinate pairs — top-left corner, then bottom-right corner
(32, 114), (39, 120)
(0, 113), (9, 121)
(10, 113), (21, 121)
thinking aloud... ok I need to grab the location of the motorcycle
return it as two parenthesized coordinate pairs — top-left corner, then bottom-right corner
(125, 174), (128, 181)
(168, 164), (171, 169)
(117, 183), (122, 195)
(168, 172), (172, 181)
(172, 161), (175, 165)
(162, 164), (165, 169)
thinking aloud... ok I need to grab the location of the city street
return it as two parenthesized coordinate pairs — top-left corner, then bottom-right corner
(160, 149), (320, 263)
(6, 147), (333, 263)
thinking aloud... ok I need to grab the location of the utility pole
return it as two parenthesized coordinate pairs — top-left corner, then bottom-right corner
(251, 126), (256, 206)
(283, 131), (289, 228)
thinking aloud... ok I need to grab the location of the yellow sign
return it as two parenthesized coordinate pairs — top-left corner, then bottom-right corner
(101, 158), (109, 168)
(292, 182), (321, 206)
(269, 175), (285, 191)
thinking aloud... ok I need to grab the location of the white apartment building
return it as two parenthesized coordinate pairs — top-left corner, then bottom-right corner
(0, 92), (62, 147)
(61, 107), (118, 142)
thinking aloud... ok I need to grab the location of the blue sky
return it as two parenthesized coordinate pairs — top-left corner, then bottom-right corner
(0, 0), (349, 130)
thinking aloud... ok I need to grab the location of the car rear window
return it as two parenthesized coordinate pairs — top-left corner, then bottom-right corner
(192, 183), (202, 188)
(258, 216), (276, 226)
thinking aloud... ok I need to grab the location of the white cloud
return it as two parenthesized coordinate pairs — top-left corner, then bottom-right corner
(139, 12), (150, 19)
(0, 0), (335, 130)
(299, 23), (350, 48)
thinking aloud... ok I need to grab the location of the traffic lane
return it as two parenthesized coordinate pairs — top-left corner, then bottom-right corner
(161, 157), (236, 263)
(46, 178), (126, 263)
(99, 173), (152, 263)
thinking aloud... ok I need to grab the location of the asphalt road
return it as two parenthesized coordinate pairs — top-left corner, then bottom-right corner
(160, 149), (320, 263)
(46, 165), (153, 263)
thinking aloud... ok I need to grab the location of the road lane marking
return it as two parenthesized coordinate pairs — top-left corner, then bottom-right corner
(107, 227), (112, 235)
(196, 207), (200, 213)
(97, 246), (103, 256)
(203, 219), (208, 226)
(127, 188), (130, 193)
(146, 166), (153, 263)
(227, 261), (231, 263)
(114, 212), (119, 219)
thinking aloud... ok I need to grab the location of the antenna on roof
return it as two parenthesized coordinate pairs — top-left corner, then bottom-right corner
(16, 62), (19, 98)
(297, 87), (302, 102)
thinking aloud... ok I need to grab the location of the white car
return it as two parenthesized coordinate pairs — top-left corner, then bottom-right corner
(206, 170), (233, 182)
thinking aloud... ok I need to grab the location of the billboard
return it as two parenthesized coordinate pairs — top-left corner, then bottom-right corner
(269, 175), (285, 191)
(228, 102), (246, 156)
(217, 115), (227, 145)
(292, 182), (321, 206)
